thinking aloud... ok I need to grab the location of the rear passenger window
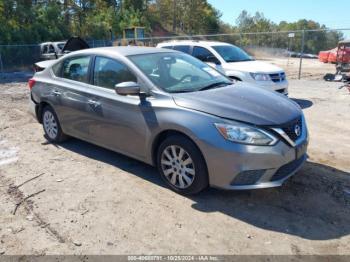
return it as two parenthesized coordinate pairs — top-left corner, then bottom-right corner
(62, 56), (91, 83)
(173, 45), (190, 54)
(52, 62), (62, 77)
(93, 56), (137, 89)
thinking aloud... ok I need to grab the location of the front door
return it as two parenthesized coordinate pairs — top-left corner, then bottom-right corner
(86, 56), (151, 160)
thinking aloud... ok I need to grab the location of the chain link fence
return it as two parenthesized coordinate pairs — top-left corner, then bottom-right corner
(1, 29), (349, 81)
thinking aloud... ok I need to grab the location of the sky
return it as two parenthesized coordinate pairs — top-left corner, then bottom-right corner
(208, 0), (350, 37)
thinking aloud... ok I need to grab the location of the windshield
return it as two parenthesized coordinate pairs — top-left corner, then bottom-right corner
(128, 52), (231, 93)
(212, 45), (253, 63)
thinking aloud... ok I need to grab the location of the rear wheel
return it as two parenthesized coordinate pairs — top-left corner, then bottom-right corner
(157, 135), (208, 195)
(42, 105), (68, 143)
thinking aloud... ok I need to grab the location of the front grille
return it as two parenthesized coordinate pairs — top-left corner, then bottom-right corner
(271, 156), (306, 181)
(269, 72), (286, 83)
(281, 117), (303, 142)
(231, 170), (266, 186)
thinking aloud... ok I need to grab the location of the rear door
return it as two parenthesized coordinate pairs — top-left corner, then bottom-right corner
(50, 55), (95, 140)
(41, 44), (57, 60)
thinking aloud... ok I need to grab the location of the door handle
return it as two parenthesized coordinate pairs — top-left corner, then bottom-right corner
(52, 90), (61, 96)
(87, 99), (101, 108)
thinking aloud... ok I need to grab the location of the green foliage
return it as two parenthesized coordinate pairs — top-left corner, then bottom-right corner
(0, 1), (344, 55)
(151, 0), (221, 35)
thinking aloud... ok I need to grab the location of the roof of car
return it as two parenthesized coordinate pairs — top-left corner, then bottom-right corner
(70, 46), (176, 57)
(40, 41), (66, 45)
(157, 40), (232, 47)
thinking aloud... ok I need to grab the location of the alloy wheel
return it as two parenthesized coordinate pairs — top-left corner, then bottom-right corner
(43, 110), (58, 140)
(160, 145), (195, 189)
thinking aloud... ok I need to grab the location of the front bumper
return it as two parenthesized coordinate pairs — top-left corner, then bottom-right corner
(226, 154), (307, 190)
(197, 122), (308, 190)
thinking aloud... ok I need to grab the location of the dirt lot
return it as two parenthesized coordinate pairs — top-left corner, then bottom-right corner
(0, 79), (349, 255)
(268, 57), (337, 80)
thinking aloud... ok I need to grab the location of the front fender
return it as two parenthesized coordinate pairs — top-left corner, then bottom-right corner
(225, 71), (250, 81)
(144, 106), (223, 166)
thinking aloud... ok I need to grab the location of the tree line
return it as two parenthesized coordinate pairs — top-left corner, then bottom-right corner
(0, 0), (344, 54)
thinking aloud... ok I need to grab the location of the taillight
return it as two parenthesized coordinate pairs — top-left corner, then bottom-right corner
(28, 78), (36, 90)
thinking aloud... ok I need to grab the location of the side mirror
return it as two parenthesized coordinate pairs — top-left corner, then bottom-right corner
(115, 82), (141, 96)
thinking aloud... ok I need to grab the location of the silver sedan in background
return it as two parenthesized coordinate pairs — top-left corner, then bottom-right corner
(29, 47), (308, 195)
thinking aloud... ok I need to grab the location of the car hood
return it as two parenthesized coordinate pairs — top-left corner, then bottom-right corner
(61, 37), (89, 53)
(172, 83), (301, 126)
(224, 60), (284, 73)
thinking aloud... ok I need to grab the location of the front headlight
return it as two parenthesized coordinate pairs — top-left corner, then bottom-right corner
(250, 73), (271, 81)
(215, 123), (278, 145)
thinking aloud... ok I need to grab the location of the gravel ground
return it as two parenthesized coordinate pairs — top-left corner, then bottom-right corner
(0, 79), (349, 255)
(265, 57), (337, 80)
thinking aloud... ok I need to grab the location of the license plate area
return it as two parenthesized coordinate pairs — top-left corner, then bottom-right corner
(295, 141), (307, 159)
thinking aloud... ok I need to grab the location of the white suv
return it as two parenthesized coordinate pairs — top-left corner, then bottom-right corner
(157, 41), (288, 95)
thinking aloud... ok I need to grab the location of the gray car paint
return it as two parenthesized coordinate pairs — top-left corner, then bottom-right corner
(30, 47), (308, 190)
(172, 83), (301, 126)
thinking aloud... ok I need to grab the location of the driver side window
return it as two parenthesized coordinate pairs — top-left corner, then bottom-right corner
(192, 46), (219, 64)
(93, 57), (137, 90)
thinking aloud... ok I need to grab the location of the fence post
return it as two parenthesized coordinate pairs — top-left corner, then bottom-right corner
(298, 30), (305, 80)
(0, 53), (3, 75)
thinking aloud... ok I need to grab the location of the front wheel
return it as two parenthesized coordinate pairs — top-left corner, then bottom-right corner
(42, 105), (68, 143)
(157, 135), (208, 195)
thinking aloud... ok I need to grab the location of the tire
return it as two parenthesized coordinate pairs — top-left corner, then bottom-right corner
(157, 135), (209, 195)
(41, 105), (68, 143)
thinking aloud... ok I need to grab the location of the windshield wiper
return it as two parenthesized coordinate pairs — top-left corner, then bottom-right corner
(168, 89), (195, 93)
(226, 59), (253, 63)
(198, 82), (231, 91)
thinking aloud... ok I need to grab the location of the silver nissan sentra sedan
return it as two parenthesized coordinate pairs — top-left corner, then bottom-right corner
(29, 47), (308, 195)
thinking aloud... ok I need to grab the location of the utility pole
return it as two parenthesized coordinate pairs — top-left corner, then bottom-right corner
(63, 0), (69, 25)
(0, 53), (3, 76)
(172, 0), (176, 34)
(189, 0), (193, 36)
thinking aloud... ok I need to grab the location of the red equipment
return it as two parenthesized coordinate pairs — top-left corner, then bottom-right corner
(336, 40), (350, 74)
(319, 40), (350, 65)
(319, 50), (330, 63)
